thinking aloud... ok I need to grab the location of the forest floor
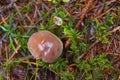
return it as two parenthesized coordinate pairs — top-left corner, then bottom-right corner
(0, 0), (120, 80)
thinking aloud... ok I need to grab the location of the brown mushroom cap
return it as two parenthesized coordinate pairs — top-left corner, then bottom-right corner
(28, 30), (63, 63)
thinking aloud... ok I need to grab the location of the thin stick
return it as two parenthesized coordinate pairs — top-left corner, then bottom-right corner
(74, 0), (93, 29)
(110, 26), (120, 33)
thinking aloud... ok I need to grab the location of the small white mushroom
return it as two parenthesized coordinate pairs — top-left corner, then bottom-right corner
(53, 16), (63, 26)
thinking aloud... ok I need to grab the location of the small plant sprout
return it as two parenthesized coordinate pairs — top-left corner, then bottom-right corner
(48, 0), (69, 3)
(62, 0), (70, 2)
(53, 16), (63, 26)
(28, 30), (63, 63)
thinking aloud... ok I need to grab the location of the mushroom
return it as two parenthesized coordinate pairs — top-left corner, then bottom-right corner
(28, 30), (63, 63)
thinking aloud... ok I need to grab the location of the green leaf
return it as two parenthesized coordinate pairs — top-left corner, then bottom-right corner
(10, 37), (17, 53)
(62, 0), (69, 2)
(0, 25), (8, 32)
(8, 14), (14, 27)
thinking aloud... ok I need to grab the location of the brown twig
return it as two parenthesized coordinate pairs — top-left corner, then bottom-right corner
(96, 8), (113, 19)
(110, 26), (120, 33)
(1, 16), (9, 26)
(9, 45), (21, 61)
(13, 3), (27, 25)
(9, 38), (21, 61)
(65, 0), (93, 49)
(25, 13), (34, 25)
(74, 0), (93, 30)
